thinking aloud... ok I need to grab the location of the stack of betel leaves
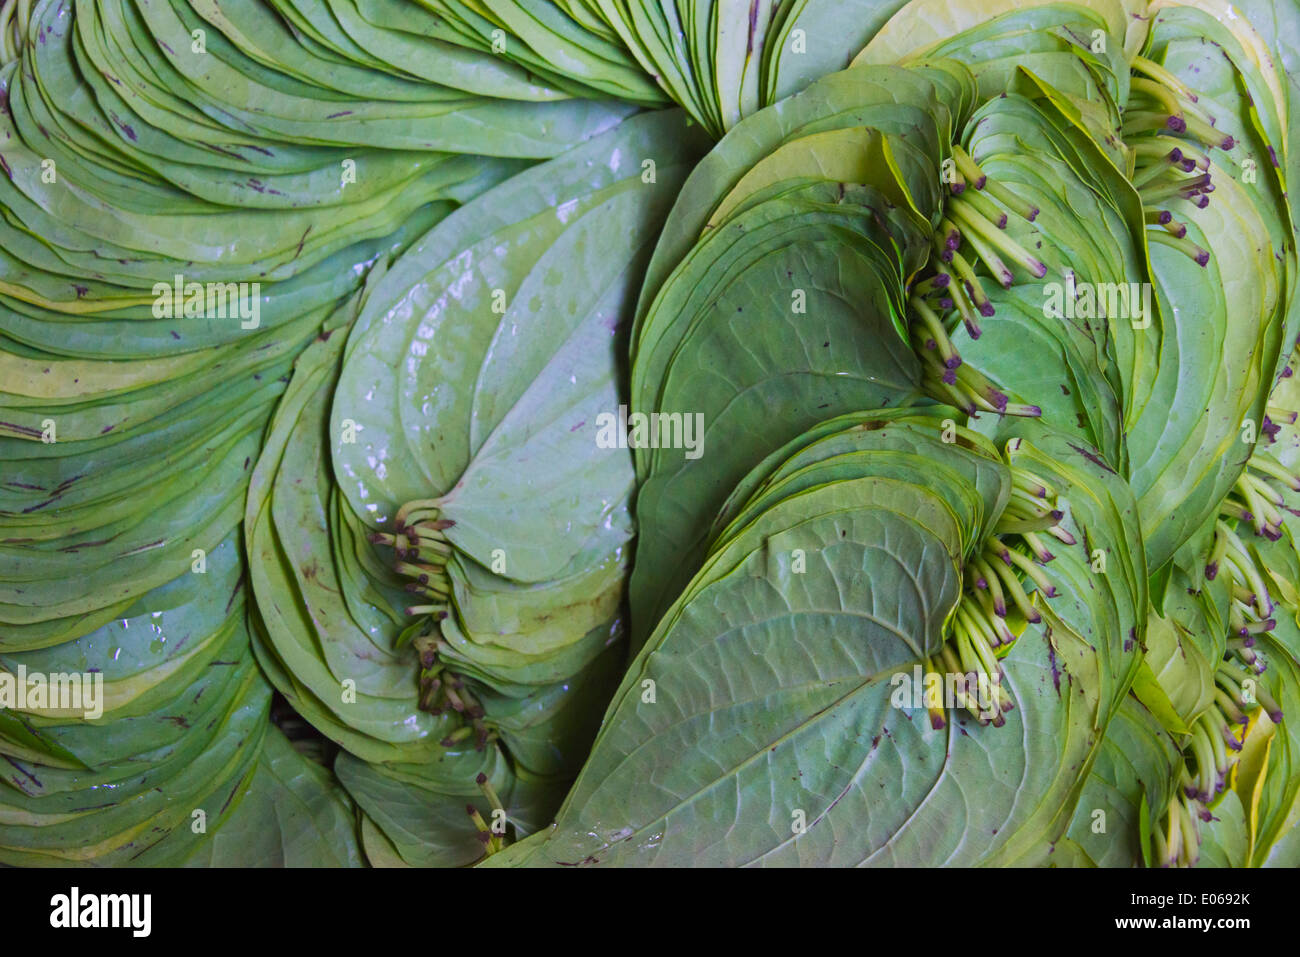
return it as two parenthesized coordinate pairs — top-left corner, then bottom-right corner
(1, 0), (1299, 868)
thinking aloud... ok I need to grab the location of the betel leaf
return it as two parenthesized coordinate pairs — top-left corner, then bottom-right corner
(331, 108), (706, 530)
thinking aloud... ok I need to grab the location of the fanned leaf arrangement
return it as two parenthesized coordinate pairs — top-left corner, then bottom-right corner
(2, 0), (1299, 868)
